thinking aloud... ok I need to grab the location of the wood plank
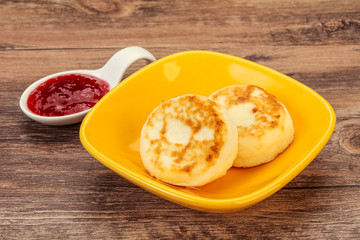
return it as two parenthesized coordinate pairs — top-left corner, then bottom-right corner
(0, 0), (359, 49)
(1, 187), (359, 239)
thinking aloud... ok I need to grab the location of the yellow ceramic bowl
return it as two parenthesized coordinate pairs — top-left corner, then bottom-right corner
(79, 50), (336, 213)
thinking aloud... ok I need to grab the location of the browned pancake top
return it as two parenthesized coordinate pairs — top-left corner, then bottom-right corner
(144, 95), (227, 175)
(211, 85), (285, 137)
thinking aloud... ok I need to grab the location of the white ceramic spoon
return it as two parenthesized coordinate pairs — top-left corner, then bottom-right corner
(19, 46), (156, 126)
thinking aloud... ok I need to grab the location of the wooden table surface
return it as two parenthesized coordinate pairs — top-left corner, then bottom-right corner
(1, 0), (359, 239)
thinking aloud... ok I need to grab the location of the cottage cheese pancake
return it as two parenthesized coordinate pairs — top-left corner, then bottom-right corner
(140, 95), (238, 186)
(210, 85), (294, 167)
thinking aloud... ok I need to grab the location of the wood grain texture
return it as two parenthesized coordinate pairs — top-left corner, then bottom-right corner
(1, 0), (359, 239)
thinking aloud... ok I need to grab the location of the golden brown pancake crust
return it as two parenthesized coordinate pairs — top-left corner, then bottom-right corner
(211, 85), (285, 138)
(143, 95), (228, 176)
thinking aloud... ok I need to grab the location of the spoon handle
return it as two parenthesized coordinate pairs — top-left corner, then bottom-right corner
(97, 46), (156, 89)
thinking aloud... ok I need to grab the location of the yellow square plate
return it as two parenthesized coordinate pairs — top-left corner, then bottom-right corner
(79, 50), (336, 213)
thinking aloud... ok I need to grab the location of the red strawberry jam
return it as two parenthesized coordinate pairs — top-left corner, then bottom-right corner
(27, 73), (109, 117)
